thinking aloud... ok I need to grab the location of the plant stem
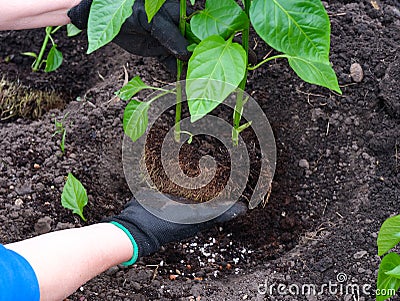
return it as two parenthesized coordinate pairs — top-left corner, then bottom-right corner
(33, 26), (52, 72)
(148, 90), (173, 104)
(181, 130), (194, 143)
(51, 26), (63, 35)
(151, 87), (177, 94)
(232, 0), (251, 145)
(248, 54), (289, 70)
(174, 0), (187, 143)
(175, 76), (182, 142)
(178, 1), (187, 49)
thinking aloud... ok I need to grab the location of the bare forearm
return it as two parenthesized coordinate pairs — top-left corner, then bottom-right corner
(0, 0), (81, 30)
(6, 223), (133, 301)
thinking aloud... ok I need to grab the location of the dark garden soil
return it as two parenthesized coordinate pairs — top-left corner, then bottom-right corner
(1, 0), (400, 300)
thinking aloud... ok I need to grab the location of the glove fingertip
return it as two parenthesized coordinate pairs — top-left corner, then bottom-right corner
(151, 14), (191, 61)
(157, 56), (178, 74)
(68, 0), (93, 30)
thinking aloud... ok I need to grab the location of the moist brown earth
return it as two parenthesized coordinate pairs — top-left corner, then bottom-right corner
(143, 106), (267, 204)
(0, 0), (399, 300)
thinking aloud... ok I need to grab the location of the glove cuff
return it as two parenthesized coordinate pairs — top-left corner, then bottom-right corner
(109, 221), (139, 266)
(103, 214), (160, 261)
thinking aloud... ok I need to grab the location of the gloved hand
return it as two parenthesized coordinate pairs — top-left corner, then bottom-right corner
(68, 0), (190, 73)
(103, 194), (247, 264)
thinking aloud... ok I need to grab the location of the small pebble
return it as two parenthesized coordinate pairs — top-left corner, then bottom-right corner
(353, 250), (368, 259)
(350, 63), (364, 82)
(14, 198), (23, 206)
(299, 159), (310, 169)
(34, 163), (40, 169)
(34, 216), (53, 234)
(54, 176), (64, 185)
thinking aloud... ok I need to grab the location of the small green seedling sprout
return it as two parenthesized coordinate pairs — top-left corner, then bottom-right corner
(22, 26), (64, 72)
(66, 24), (83, 37)
(181, 131), (194, 144)
(24, 24), (81, 72)
(53, 112), (69, 153)
(376, 214), (400, 300)
(61, 173), (88, 222)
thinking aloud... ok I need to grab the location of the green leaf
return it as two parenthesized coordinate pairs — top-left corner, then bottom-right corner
(145, 0), (166, 22)
(378, 215), (400, 256)
(237, 121), (252, 133)
(116, 76), (150, 100)
(61, 173), (88, 221)
(287, 56), (341, 93)
(21, 52), (38, 59)
(232, 121), (252, 140)
(45, 45), (63, 72)
(185, 22), (201, 45)
(87, 0), (135, 54)
(190, 0), (248, 40)
(250, 0), (331, 62)
(187, 44), (197, 52)
(187, 35), (247, 122)
(123, 100), (151, 142)
(386, 265), (400, 280)
(60, 129), (67, 153)
(190, 0), (196, 5)
(377, 253), (400, 301)
(67, 24), (82, 37)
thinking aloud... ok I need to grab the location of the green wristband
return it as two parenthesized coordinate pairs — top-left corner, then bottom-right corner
(110, 221), (139, 266)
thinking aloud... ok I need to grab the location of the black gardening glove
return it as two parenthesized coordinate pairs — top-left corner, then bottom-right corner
(104, 193), (247, 261)
(68, 0), (190, 73)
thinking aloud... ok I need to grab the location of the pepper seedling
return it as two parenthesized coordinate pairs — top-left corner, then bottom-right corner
(52, 112), (71, 153)
(23, 24), (81, 72)
(84, 0), (341, 145)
